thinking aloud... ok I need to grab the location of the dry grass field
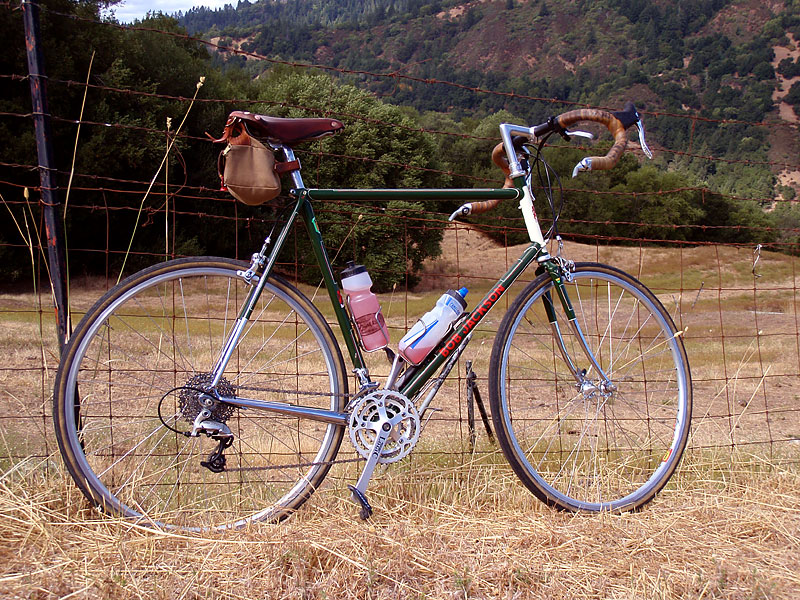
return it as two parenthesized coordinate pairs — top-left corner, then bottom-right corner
(1, 230), (799, 599)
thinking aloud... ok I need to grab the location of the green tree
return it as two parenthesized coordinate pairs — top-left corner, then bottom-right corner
(253, 69), (451, 289)
(771, 202), (800, 254)
(785, 81), (800, 105)
(539, 1), (550, 18)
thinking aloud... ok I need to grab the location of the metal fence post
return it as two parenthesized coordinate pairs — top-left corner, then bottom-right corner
(22, 0), (70, 351)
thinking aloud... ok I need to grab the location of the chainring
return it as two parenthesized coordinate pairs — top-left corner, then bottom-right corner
(348, 389), (420, 464)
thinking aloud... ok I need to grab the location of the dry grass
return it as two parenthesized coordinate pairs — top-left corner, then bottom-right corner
(2, 230), (800, 598)
(1, 450), (798, 599)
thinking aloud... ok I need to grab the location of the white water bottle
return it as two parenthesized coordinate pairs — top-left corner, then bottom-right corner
(340, 261), (390, 352)
(398, 288), (468, 365)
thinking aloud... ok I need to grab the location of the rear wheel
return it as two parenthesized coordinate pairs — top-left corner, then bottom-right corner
(489, 263), (691, 512)
(54, 257), (348, 529)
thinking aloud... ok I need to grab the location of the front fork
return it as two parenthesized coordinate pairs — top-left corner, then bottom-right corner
(540, 259), (615, 395)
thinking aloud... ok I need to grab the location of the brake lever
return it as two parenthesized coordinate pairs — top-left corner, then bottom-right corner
(563, 129), (594, 141)
(449, 203), (472, 222)
(636, 121), (653, 159)
(571, 120), (653, 177)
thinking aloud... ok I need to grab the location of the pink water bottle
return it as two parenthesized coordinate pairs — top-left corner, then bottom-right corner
(340, 261), (390, 352)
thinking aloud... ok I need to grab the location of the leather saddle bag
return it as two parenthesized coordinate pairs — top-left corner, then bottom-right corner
(216, 120), (281, 206)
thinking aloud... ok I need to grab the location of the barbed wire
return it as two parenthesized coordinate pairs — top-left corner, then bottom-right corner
(5, 72), (799, 177)
(3, 189), (798, 247)
(4, 153), (797, 209)
(3, 0), (798, 470)
(16, 1), (798, 133)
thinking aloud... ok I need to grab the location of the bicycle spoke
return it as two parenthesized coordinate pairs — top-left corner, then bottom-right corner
(56, 259), (346, 529)
(491, 264), (691, 512)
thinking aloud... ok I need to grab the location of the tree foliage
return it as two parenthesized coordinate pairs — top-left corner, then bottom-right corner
(0, 4), (447, 288)
(1, 0), (796, 290)
(249, 69), (450, 289)
(176, 0), (797, 201)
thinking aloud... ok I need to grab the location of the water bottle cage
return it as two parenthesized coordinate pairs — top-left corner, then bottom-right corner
(431, 312), (470, 356)
(345, 295), (390, 352)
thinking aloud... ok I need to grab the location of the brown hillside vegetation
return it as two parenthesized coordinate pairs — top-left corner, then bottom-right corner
(771, 33), (800, 124)
(702, 0), (787, 43)
(769, 33), (800, 199)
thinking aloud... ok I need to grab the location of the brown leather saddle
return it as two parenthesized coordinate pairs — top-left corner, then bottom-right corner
(217, 111), (344, 146)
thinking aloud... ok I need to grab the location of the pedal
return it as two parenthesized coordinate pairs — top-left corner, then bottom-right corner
(348, 485), (373, 520)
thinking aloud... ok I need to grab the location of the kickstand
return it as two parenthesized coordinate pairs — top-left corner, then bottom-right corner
(466, 360), (494, 451)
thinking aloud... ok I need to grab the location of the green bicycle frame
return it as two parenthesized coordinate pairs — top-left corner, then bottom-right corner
(231, 182), (548, 387)
(304, 187), (521, 372)
(215, 176), (589, 425)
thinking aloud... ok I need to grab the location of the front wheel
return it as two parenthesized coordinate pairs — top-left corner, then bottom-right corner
(54, 257), (348, 529)
(489, 263), (691, 512)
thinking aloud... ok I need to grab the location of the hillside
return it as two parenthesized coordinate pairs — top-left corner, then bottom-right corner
(3, 0), (800, 288)
(179, 0), (800, 197)
(178, 0), (798, 114)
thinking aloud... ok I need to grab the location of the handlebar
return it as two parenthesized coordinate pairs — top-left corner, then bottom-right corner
(449, 102), (652, 221)
(536, 101), (651, 176)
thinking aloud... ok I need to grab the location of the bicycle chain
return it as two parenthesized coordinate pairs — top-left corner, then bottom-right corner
(232, 383), (353, 401)
(222, 456), (364, 472)
(214, 383), (364, 472)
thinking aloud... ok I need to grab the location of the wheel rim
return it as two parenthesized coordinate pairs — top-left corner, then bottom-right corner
(61, 263), (345, 529)
(499, 268), (690, 511)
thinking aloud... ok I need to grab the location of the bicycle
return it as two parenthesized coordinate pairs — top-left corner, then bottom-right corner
(53, 102), (692, 530)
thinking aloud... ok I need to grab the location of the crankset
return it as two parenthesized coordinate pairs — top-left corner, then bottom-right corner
(347, 389), (421, 519)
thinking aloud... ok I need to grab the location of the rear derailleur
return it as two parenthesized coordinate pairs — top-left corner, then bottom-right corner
(200, 434), (233, 473)
(191, 405), (235, 474)
(159, 381), (237, 474)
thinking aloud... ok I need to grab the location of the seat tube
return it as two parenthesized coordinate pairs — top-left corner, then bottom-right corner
(298, 193), (367, 372)
(279, 145), (366, 372)
(282, 147), (305, 189)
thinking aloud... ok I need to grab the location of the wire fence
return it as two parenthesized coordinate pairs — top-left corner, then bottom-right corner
(2, 4), (800, 470)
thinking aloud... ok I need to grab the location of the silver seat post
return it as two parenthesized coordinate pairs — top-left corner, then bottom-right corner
(280, 145), (305, 189)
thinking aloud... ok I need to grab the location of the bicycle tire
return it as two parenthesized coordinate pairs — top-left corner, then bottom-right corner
(489, 262), (691, 512)
(54, 257), (348, 529)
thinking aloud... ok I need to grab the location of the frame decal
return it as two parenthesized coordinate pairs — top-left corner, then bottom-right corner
(440, 283), (506, 358)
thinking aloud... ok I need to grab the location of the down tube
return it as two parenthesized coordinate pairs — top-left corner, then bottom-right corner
(400, 243), (544, 399)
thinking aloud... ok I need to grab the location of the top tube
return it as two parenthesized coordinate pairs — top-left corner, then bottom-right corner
(275, 141), (522, 204)
(306, 188), (521, 202)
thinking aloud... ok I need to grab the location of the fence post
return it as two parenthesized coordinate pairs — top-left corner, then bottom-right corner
(22, 0), (70, 351)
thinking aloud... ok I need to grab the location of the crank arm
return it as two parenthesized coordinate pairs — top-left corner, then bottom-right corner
(349, 419), (392, 518)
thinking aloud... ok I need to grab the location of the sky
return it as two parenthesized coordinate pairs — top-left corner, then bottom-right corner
(109, 1), (233, 23)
